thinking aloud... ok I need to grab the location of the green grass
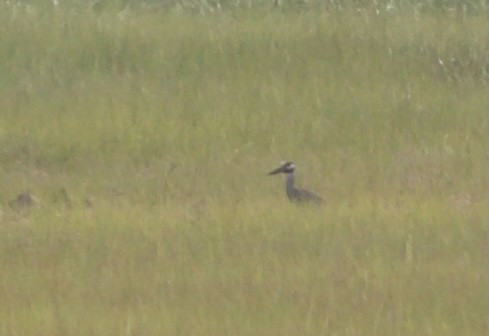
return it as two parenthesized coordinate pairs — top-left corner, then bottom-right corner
(0, 2), (487, 335)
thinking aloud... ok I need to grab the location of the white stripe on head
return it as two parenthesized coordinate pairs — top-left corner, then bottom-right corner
(282, 161), (295, 173)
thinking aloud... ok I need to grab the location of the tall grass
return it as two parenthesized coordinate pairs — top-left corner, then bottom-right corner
(0, 2), (487, 335)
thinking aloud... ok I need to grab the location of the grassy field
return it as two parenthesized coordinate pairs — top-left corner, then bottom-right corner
(0, 1), (487, 335)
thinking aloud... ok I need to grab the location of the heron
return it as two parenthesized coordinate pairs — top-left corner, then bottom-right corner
(268, 161), (324, 204)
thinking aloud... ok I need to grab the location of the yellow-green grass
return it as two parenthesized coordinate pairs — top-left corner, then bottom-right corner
(0, 3), (487, 335)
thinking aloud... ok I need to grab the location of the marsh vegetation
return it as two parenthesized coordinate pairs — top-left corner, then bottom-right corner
(0, 1), (487, 335)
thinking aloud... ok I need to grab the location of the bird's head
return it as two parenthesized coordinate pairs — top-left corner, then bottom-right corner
(268, 161), (296, 175)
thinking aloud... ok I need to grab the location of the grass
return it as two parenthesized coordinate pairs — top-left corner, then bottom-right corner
(0, 1), (487, 335)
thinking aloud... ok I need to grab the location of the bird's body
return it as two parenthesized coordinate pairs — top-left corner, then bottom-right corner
(268, 161), (324, 204)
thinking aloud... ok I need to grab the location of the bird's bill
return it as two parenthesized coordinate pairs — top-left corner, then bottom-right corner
(268, 165), (284, 175)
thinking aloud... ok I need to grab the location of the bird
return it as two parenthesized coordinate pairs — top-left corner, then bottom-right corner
(268, 161), (324, 204)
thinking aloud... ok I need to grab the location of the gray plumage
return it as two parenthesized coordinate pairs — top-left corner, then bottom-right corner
(268, 161), (324, 204)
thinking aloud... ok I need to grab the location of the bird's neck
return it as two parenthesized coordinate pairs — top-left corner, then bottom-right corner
(285, 171), (296, 195)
